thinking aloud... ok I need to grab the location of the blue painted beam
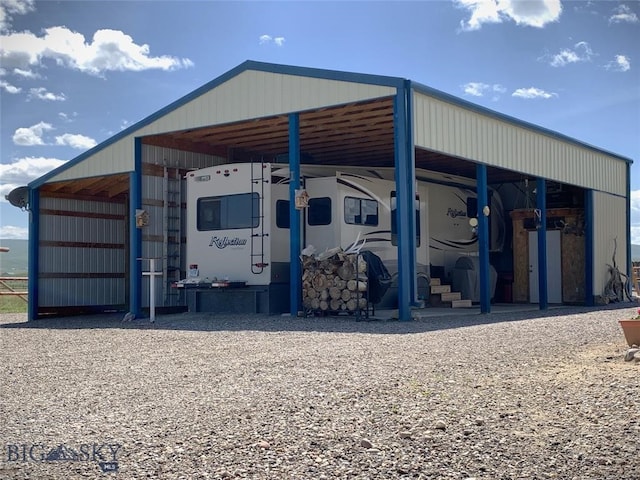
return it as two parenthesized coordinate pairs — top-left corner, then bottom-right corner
(585, 189), (594, 306)
(626, 162), (631, 300)
(27, 188), (39, 320)
(394, 83), (416, 321)
(289, 113), (302, 316)
(405, 81), (418, 304)
(476, 164), (491, 314)
(536, 178), (548, 310)
(129, 138), (143, 318)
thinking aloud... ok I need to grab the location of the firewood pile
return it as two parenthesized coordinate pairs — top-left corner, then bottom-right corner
(301, 248), (369, 314)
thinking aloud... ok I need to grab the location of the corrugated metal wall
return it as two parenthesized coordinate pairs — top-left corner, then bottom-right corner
(140, 145), (224, 308)
(592, 192), (628, 296)
(47, 70), (395, 184)
(38, 197), (126, 308)
(413, 92), (626, 196)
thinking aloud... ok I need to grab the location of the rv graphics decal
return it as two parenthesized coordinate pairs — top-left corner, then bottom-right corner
(209, 236), (248, 249)
(446, 208), (467, 219)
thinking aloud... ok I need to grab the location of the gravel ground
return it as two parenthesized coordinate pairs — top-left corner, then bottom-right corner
(0, 304), (638, 480)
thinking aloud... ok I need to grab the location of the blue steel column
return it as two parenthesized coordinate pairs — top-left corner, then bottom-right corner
(394, 82), (416, 321)
(476, 164), (490, 314)
(405, 81), (417, 303)
(27, 188), (40, 320)
(585, 189), (594, 306)
(626, 162), (631, 299)
(129, 138), (143, 318)
(289, 113), (302, 316)
(536, 178), (548, 310)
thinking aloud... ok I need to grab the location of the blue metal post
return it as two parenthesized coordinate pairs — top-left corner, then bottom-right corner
(585, 189), (594, 306)
(289, 113), (302, 316)
(129, 138), (143, 318)
(394, 83), (416, 321)
(27, 188), (39, 320)
(476, 164), (490, 314)
(626, 162), (632, 300)
(536, 178), (548, 310)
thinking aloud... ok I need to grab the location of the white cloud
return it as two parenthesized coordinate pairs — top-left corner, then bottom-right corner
(0, 0), (35, 33)
(547, 41), (594, 67)
(259, 34), (286, 46)
(512, 87), (557, 99)
(54, 133), (96, 150)
(0, 225), (28, 239)
(0, 26), (194, 75)
(609, 4), (639, 24)
(12, 122), (96, 150)
(0, 156), (66, 186)
(28, 87), (66, 101)
(456, 0), (561, 31)
(12, 121), (53, 146)
(462, 82), (489, 96)
(462, 82), (506, 98)
(0, 78), (20, 93)
(58, 111), (77, 122)
(13, 67), (38, 78)
(605, 54), (631, 72)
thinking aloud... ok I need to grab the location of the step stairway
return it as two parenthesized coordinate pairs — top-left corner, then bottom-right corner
(429, 278), (473, 308)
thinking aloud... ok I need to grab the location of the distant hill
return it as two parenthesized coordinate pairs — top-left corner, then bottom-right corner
(633, 244), (640, 262)
(0, 239), (28, 275)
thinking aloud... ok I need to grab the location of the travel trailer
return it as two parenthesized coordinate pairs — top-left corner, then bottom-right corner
(185, 162), (505, 312)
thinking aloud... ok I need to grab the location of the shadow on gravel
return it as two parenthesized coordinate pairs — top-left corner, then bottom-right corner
(0, 303), (634, 335)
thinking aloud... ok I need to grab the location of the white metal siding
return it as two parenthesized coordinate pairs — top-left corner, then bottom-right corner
(592, 192), (628, 296)
(50, 143), (223, 184)
(137, 70), (395, 135)
(142, 145), (224, 169)
(46, 71), (394, 184)
(413, 92), (626, 196)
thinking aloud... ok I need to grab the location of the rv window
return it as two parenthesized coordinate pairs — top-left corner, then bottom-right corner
(344, 197), (378, 226)
(390, 191), (421, 247)
(276, 200), (290, 229)
(197, 193), (259, 231)
(308, 197), (331, 226)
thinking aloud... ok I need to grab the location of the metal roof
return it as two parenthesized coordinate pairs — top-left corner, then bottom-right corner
(32, 60), (633, 197)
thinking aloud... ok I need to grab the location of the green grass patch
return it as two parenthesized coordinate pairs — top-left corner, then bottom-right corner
(0, 295), (28, 313)
(0, 277), (28, 313)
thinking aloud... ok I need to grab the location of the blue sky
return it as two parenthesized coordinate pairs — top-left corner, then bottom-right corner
(1, 0), (639, 241)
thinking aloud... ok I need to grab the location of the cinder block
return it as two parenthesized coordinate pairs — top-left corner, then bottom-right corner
(451, 299), (473, 308)
(430, 284), (451, 294)
(440, 292), (461, 302)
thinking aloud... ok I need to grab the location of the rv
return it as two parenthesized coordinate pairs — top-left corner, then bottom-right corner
(185, 162), (505, 312)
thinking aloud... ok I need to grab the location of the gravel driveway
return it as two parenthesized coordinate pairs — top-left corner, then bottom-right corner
(1, 304), (638, 479)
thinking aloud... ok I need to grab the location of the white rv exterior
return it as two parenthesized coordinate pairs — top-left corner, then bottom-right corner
(186, 162), (504, 296)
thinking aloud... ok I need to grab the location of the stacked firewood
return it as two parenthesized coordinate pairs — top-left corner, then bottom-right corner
(302, 249), (368, 312)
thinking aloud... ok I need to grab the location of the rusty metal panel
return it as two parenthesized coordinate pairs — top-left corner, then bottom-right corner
(413, 92), (626, 196)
